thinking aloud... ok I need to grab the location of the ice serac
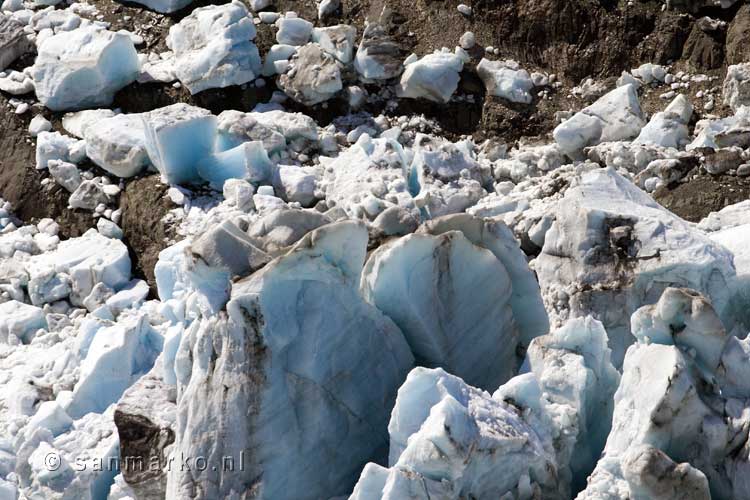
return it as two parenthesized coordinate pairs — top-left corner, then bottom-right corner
(142, 103), (217, 185)
(534, 167), (735, 367)
(350, 367), (563, 500)
(397, 50), (465, 103)
(166, 221), (414, 500)
(361, 218), (520, 390)
(417, 213), (549, 348)
(476, 58), (534, 104)
(554, 84), (645, 156)
(579, 287), (750, 500)
(32, 26), (140, 111)
(84, 113), (150, 178)
(166, 1), (261, 94)
(512, 316), (620, 494)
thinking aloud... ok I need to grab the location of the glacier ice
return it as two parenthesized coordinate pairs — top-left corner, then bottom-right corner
(31, 26), (140, 111)
(354, 23), (402, 81)
(397, 49), (465, 103)
(554, 84), (646, 157)
(197, 140), (274, 189)
(534, 167), (736, 367)
(0, 15), (30, 71)
(278, 43), (343, 105)
(580, 287), (750, 500)
(119, 0), (193, 14)
(361, 219), (521, 390)
(321, 135), (416, 219)
(84, 113), (150, 178)
(142, 103), (217, 185)
(351, 367), (562, 500)
(477, 58), (535, 104)
(634, 94), (692, 149)
(312, 24), (357, 64)
(723, 63), (750, 112)
(166, 1), (261, 94)
(166, 221), (413, 499)
(275, 16), (313, 46)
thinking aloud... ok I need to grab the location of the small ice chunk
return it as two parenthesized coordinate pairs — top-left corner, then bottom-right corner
(278, 43), (342, 105)
(197, 141), (274, 189)
(477, 58), (534, 104)
(397, 50), (464, 103)
(28, 115), (51, 137)
(275, 16), (313, 45)
(85, 113), (150, 178)
(311, 24), (356, 63)
(143, 103), (217, 185)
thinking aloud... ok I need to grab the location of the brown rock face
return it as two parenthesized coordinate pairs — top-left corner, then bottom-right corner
(682, 17), (726, 71)
(118, 175), (174, 296)
(726, 4), (750, 65)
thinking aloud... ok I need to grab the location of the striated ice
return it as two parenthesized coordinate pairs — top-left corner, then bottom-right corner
(32, 26), (139, 111)
(167, 1), (261, 94)
(361, 221), (519, 390)
(418, 213), (549, 348)
(166, 221), (413, 499)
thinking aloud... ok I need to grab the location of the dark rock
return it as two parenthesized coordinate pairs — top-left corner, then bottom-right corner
(118, 175), (173, 297)
(682, 16), (726, 70)
(114, 362), (175, 500)
(726, 5), (750, 65)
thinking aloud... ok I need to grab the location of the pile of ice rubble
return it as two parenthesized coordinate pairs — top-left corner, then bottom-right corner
(5, 2), (750, 500)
